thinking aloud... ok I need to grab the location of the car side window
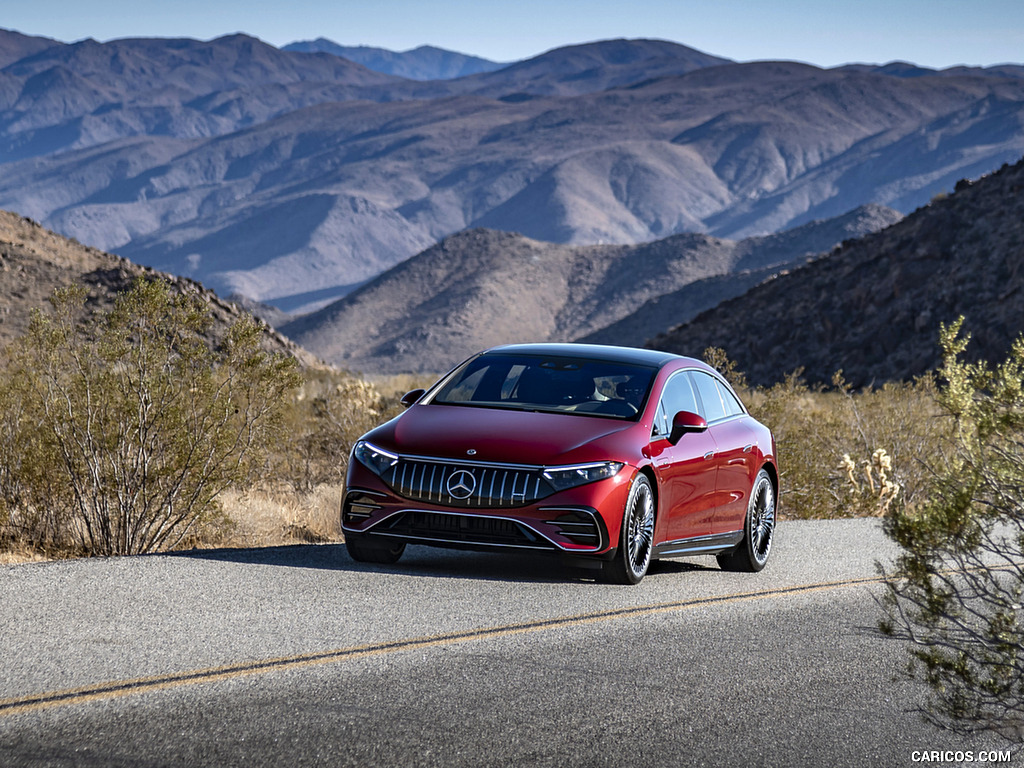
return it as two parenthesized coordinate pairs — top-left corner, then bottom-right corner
(653, 372), (700, 436)
(715, 379), (745, 417)
(653, 400), (668, 437)
(692, 371), (728, 423)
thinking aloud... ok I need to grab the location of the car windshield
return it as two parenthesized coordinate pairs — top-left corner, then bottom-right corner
(430, 353), (656, 420)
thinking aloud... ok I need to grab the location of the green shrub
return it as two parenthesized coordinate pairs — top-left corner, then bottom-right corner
(881, 319), (1024, 737)
(0, 279), (300, 555)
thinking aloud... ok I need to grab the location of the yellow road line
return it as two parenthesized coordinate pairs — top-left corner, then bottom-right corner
(0, 575), (884, 717)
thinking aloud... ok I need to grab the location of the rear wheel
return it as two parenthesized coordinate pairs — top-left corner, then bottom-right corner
(345, 534), (406, 564)
(601, 473), (655, 585)
(717, 469), (775, 572)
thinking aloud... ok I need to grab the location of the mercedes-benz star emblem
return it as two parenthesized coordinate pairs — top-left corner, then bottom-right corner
(446, 469), (477, 500)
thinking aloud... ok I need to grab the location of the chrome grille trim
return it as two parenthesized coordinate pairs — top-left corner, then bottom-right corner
(386, 457), (550, 509)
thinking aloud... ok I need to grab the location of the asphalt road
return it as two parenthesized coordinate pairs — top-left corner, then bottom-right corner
(0, 519), (1019, 767)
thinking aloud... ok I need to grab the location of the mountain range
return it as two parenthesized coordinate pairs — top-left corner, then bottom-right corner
(1, 30), (1023, 314)
(280, 204), (902, 373)
(649, 156), (1024, 387)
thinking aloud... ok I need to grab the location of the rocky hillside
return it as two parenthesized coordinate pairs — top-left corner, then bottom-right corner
(280, 205), (900, 373)
(0, 211), (318, 366)
(649, 157), (1024, 387)
(581, 203), (903, 347)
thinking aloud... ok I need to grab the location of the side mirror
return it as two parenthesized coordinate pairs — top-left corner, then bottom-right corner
(400, 389), (426, 408)
(669, 410), (707, 445)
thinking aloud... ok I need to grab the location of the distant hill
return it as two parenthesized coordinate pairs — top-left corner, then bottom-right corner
(279, 205), (900, 373)
(452, 38), (732, 97)
(837, 61), (1024, 79)
(648, 157), (1024, 387)
(0, 210), (318, 367)
(282, 39), (506, 80)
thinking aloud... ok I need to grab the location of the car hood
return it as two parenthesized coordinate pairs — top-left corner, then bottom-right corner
(369, 403), (639, 466)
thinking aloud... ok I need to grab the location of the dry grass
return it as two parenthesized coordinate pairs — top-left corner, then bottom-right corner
(194, 484), (346, 549)
(0, 542), (51, 564)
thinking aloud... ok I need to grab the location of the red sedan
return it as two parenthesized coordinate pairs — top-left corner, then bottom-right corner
(342, 343), (778, 584)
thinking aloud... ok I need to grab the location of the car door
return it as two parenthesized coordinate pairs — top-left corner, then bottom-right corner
(648, 371), (718, 542)
(690, 371), (757, 535)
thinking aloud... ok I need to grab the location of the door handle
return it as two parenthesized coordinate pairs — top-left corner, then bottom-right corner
(743, 444), (753, 453)
(704, 451), (715, 461)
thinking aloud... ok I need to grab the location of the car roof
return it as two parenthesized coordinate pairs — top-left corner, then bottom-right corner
(485, 342), (702, 370)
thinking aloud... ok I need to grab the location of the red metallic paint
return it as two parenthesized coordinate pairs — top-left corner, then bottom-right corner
(648, 432), (717, 540)
(389, 404), (638, 467)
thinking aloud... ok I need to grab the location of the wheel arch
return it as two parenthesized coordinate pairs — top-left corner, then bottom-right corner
(760, 460), (780, 507)
(637, 463), (661, 537)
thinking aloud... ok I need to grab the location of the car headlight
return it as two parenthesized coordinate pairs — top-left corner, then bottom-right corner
(542, 461), (624, 492)
(353, 441), (399, 477)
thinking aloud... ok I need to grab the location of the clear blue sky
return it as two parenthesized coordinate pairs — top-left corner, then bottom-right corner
(4, 0), (1022, 68)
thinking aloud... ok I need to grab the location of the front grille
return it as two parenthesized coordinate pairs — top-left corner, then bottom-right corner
(385, 458), (550, 508)
(378, 511), (555, 549)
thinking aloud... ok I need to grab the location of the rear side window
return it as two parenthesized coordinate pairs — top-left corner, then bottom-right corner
(715, 379), (745, 417)
(692, 371), (728, 423)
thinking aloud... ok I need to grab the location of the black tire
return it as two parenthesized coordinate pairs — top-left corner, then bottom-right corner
(601, 473), (655, 585)
(345, 534), (406, 564)
(717, 469), (775, 573)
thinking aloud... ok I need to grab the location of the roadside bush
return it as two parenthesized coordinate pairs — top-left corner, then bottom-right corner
(881, 319), (1024, 738)
(705, 348), (945, 519)
(0, 279), (300, 555)
(271, 369), (390, 492)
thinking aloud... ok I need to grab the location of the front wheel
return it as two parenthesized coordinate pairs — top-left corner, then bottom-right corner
(718, 469), (775, 572)
(345, 534), (406, 564)
(601, 473), (655, 585)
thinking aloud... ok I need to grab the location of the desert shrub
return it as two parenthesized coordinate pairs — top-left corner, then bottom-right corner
(706, 349), (945, 518)
(0, 349), (70, 546)
(881, 319), (1024, 738)
(0, 279), (300, 555)
(270, 370), (390, 492)
(266, 370), (441, 493)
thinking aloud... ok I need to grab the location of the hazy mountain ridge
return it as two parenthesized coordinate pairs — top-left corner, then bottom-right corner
(279, 204), (901, 373)
(648, 156), (1024, 387)
(0, 209), (319, 366)
(282, 39), (506, 80)
(0, 28), (59, 68)
(0, 32), (406, 162)
(446, 38), (733, 98)
(0, 35), (733, 164)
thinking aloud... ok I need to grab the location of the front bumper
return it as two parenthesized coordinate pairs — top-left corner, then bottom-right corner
(342, 458), (633, 555)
